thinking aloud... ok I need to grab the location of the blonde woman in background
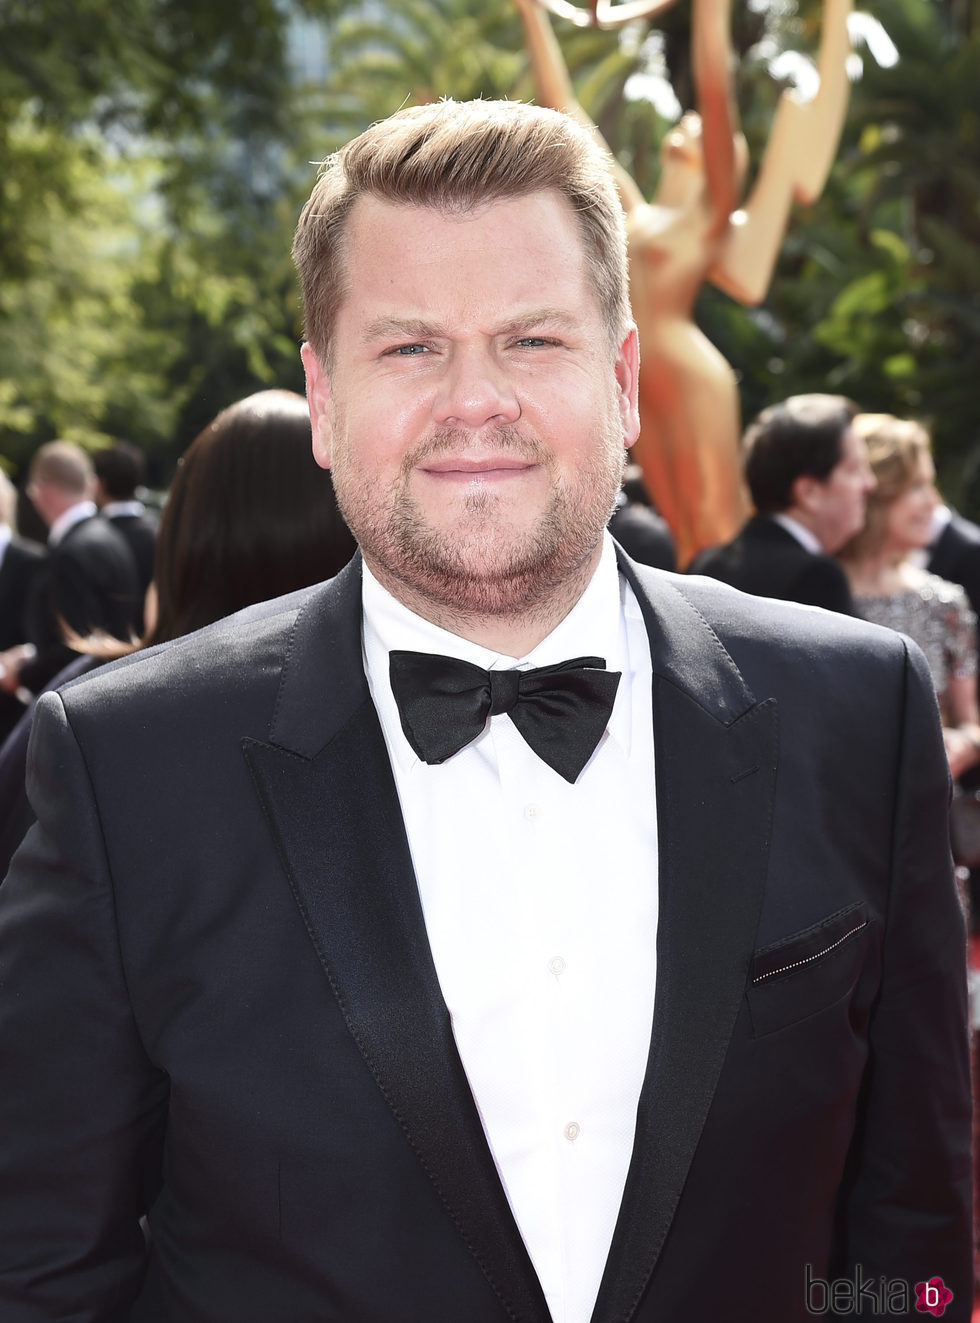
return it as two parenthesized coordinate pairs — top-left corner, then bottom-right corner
(838, 413), (980, 780)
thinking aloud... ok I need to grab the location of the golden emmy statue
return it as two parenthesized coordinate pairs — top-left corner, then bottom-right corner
(514, 0), (853, 566)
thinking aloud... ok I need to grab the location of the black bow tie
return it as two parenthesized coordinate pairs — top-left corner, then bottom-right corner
(388, 650), (621, 784)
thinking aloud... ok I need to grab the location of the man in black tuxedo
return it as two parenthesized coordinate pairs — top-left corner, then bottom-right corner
(0, 442), (142, 696)
(925, 502), (980, 917)
(0, 472), (46, 742)
(0, 101), (970, 1322)
(689, 394), (874, 613)
(93, 442), (159, 626)
(928, 503), (980, 620)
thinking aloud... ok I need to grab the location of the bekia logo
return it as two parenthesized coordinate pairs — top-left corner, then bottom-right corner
(805, 1265), (953, 1316)
(915, 1277), (954, 1317)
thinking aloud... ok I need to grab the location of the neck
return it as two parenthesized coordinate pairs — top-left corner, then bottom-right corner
(364, 545), (602, 658)
(842, 544), (911, 594)
(44, 495), (85, 527)
(780, 507), (822, 545)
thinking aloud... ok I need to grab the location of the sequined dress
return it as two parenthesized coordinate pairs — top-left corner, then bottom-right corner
(855, 571), (977, 718)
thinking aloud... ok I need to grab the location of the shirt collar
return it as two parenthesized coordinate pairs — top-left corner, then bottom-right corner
(101, 499), (146, 519)
(931, 504), (952, 541)
(0, 525), (11, 565)
(362, 534), (632, 773)
(48, 500), (97, 547)
(772, 512), (823, 555)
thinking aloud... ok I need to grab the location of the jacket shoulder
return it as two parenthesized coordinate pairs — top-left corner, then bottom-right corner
(658, 565), (910, 668)
(7, 535), (47, 565)
(56, 583), (321, 723)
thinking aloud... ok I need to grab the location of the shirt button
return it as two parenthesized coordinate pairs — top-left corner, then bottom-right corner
(564, 1122), (581, 1142)
(523, 804), (539, 819)
(548, 956), (566, 976)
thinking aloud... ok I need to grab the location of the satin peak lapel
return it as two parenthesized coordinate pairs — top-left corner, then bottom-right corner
(593, 558), (779, 1323)
(242, 557), (550, 1323)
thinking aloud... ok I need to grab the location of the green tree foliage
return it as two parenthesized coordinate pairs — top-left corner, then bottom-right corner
(822, 0), (980, 502)
(0, 118), (181, 474)
(0, 0), (343, 480)
(317, 0), (525, 133)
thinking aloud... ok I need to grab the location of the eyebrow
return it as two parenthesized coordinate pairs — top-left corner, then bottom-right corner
(363, 317), (443, 343)
(361, 308), (582, 343)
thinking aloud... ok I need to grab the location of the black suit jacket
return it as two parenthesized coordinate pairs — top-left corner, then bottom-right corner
(0, 535), (46, 652)
(607, 502), (675, 571)
(689, 514), (856, 614)
(0, 535), (47, 741)
(105, 511), (158, 622)
(105, 511), (157, 592)
(20, 514), (141, 693)
(0, 554), (970, 1322)
(928, 511), (980, 618)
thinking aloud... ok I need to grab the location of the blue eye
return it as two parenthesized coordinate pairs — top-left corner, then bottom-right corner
(394, 344), (427, 356)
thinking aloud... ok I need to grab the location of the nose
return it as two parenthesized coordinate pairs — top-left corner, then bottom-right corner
(432, 344), (521, 430)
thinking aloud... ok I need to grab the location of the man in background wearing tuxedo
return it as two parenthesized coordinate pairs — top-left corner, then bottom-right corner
(0, 471), (45, 742)
(0, 441), (141, 696)
(928, 501), (980, 624)
(0, 100), (970, 1322)
(93, 441), (159, 629)
(690, 393), (874, 613)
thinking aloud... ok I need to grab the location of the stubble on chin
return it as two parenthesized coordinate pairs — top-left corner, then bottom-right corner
(382, 480), (577, 621)
(334, 424), (626, 628)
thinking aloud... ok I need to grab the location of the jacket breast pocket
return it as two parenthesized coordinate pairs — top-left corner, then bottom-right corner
(747, 901), (873, 1038)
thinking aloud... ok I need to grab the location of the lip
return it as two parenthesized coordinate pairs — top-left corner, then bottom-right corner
(421, 456), (536, 474)
(418, 456), (538, 481)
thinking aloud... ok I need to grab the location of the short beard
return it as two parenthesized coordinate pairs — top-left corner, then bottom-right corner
(334, 423), (626, 629)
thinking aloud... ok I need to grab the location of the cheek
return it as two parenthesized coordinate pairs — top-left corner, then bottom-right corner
(330, 402), (409, 480)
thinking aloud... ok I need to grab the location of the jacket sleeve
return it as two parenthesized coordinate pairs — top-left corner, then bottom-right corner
(833, 637), (973, 1310)
(0, 691), (167, 1321)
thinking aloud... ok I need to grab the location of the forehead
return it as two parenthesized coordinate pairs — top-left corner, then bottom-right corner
(335, 190), (598, 328)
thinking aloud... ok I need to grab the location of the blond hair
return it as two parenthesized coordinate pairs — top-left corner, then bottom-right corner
(293, 99), (631, 364)
(838, 414), (933, 561)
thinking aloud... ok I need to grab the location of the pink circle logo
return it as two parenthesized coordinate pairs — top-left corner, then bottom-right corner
(914, 1277), (953, 1316)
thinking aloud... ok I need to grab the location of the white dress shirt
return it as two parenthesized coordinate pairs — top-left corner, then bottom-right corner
(362, 536), (659, 1323)
(100, 499), (147, 520)
(772, 511), (823, 555)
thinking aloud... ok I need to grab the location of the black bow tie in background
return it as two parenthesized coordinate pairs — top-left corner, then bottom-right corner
(388, 650), (622, 784)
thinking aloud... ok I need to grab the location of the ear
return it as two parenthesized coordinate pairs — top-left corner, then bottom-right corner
(614, 325), (641, 450)
(301, 342), (332, 470)
(790, 472), (822, 514)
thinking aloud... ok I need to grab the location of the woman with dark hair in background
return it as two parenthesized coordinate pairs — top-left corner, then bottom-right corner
(146, 389), (355, 646)
(0, 389), (356, 875)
